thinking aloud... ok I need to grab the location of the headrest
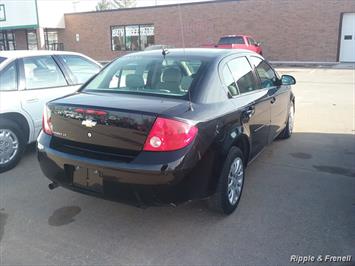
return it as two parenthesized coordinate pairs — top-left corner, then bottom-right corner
(33, 67), (52, 79)
(125, 74), (145, 89)
(162, 68), (182, 83)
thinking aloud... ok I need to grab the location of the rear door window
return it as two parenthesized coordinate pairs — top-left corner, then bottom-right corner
(23, 56), (68, 89)
(221, 64), (238, 96)
(60, 55), (100, 84)
(227, 57), (257, 94)
(0, 61), (17, 91)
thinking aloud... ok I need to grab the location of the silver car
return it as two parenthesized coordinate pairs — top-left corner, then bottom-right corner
(0, 50), (101, 172)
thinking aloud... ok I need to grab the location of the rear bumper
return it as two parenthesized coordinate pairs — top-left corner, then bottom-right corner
(37, 132), (211, 204)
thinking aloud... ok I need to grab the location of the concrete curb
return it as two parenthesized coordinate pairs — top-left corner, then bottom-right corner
(270, 61), (355, 69)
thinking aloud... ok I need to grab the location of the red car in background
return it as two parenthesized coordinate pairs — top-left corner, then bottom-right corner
(202, 35), (263, 55)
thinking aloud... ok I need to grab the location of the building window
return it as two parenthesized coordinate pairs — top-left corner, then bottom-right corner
(140, 25), (155, 50)
(0, 4), (6, 21)
(111, 24), (154, 51)
(44, 29), (63, 50)
(26, 30), (38, 50)
(0, 30), (16, 50)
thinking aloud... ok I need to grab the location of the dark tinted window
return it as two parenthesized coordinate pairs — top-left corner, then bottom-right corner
(218, 36), (245, 45)
(84, 55), (207, 98)
(222, 65), (238, 96)
(0, 61), (17, 91)
(250, 56), (277, 89)
(227, 57), (257, 94)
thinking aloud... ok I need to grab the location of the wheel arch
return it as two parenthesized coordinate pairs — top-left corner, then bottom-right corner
(205, 132), (251, 196)
(0, 112), (31, 143)
(233, 134), (250, 168)
(291, 92), (295, 111)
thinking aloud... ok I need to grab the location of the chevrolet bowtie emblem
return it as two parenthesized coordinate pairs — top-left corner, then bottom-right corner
(82, 119), (97, 128)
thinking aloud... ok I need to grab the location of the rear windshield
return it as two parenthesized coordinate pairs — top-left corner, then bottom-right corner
(0, 57), (7, 64)
(83, 54), (208, 98)
(218, 37), (244, 45)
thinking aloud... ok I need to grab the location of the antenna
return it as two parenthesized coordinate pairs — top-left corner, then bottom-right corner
(162, 48), (169, 59)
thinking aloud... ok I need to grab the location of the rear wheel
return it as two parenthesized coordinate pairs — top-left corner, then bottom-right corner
(0, 119), (25, 173)
(209, 147), (245, 215)
(279, 101), (294, 139)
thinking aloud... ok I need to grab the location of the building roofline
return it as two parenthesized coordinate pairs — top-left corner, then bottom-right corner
(64, 0), (241, 16)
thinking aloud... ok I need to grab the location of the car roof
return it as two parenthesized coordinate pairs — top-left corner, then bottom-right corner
(126, 48), (256, 59)
(0, 50), (87, 59)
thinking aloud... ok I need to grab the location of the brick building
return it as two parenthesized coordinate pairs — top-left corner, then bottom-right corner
(59, 0), (355, 62)
(1, 0), (354, 62)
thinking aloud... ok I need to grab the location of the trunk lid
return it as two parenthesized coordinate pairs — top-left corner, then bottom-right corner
(48, 92), (189, 156)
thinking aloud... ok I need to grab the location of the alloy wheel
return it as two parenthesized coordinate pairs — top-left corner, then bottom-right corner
(227, 157), (244, 205)
(0, 129), (19, 165)
(288, 103), (295, 134)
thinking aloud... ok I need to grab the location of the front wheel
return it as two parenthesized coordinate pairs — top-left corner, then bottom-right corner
(209, 147), (245, 215)
(279, 101), (295, 139)
(0, 120), (25, 173)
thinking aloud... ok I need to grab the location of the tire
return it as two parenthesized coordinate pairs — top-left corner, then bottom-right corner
(209, 146), (245, 215)
(278, 101), (295, 139)
(0, 119), (26, 173)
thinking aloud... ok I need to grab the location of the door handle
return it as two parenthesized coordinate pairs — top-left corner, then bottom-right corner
(26, 98), (39, 103)
(244, 107), (255, 117)
(242, 105), (255, 123)
(271, 97), (276, 104)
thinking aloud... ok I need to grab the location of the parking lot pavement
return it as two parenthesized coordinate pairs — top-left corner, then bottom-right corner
(0, 68), (354, 266)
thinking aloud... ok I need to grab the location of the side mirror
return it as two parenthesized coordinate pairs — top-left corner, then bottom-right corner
(281, 75), (296, 85)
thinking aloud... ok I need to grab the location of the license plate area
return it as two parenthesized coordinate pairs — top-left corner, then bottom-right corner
(73, 166), (103, 193)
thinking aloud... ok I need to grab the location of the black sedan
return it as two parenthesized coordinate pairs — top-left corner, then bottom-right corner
(37, 48), (296, 214)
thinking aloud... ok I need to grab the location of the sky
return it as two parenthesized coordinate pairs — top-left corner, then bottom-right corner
(72, 0), (215, 12)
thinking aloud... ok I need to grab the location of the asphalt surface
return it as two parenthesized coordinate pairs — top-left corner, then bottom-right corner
(0, 68), (354, 266)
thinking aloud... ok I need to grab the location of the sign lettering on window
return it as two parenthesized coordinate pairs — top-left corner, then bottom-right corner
(111, 24), (155, 51)
(112, 27), (124, 37)
(125, 26), (139, 37)
(140, 26), (154, 36)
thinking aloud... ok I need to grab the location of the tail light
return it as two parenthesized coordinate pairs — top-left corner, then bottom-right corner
(143, 117), (198, 152)
(42, 105), (53, 135)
